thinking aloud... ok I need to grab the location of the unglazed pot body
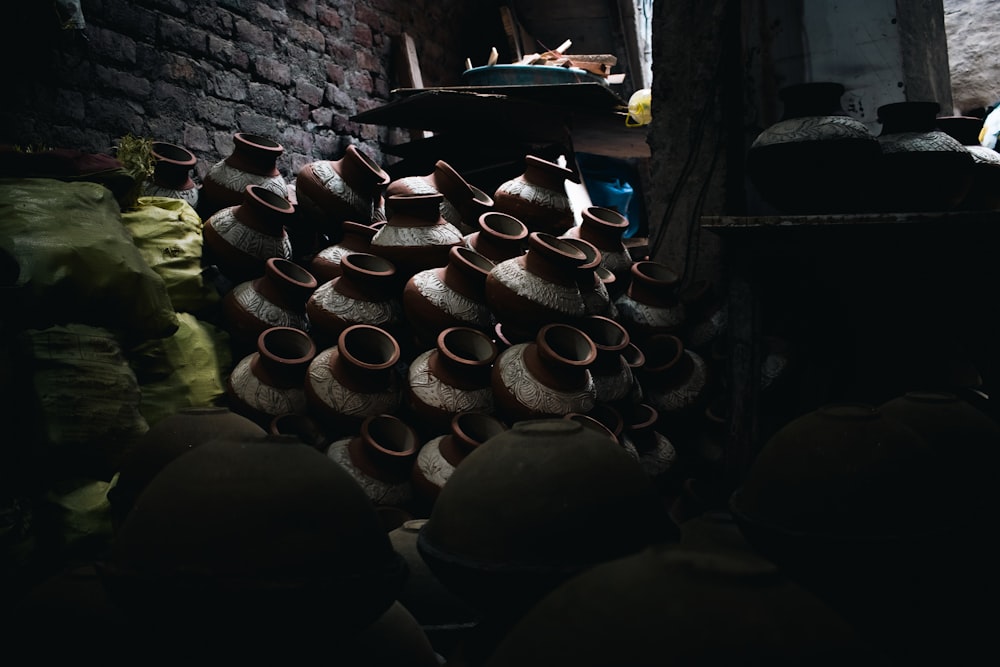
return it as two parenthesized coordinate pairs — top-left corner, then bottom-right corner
(614, 260), (686, 344)
(637, 334), (711, 423)
(226, 326), (318, 429)
(222, 257), (317, 355)
(294, 144), (391, 233)
(199, 132), (287, 219)
(491, 323), (598, 423)
(406, 326), (498, 437)
(326, 413), (419, 508)
(464, 211), (529, 264)
(386, 160), (495, 235)
(369, 193), (465, 283)
(484, 232), (589, 345)
(304, 324), (404, 434)
(561, 205), (633, 287)
(402, 245), (496, 351)
(936, 115), (1000, 210)
(309, 220), (383, 283)
(746, 82), (882, 214)
(493, 155), (579, 235)
(305, 252), (404, 351)
(143, 141), (200, 209)
(876, 101), (975, 213)
(202, 184), (295, 284)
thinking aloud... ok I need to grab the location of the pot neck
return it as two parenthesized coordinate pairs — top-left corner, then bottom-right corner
(252, 258), (317, 310)
(225, 133), (283, 176)
(523, 232), (588, 286)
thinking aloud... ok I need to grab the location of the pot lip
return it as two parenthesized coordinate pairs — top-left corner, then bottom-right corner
(257, 326), (317, 365)
(583, 205), (629, 229)
(337, 324), (401, 370)
(479, 211), (529, 240)
(537, 323), (598, 367)
(437, 326), (499, 366)
(451, 245), (496, 274)
(151, 141), (197, 167)
(578, 315), (630, 352)
(267, 257), (319, 290)
(245, 183), (294, 214)
(360, 414), (419, 458)
(346, 144), (391, 185)
(234, 132), (284, 152)
(340, 251), (396, 279)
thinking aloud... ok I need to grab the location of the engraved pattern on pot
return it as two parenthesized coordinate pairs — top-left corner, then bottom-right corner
(145, 183), (199, 207)
(491, 259), (587, 315)
(593, 356), (635, 403)
(408, 350), (494, 413)
(412, 270), (493, 324)
(498, 179), (571, 211)
(230, 281), (310, 330)
(211, 209), (293, 260)
(615, 293), (686, 330)
(310, 281), (402, 327)
(496, 344), (596, 415)
(648, 350), (709, 413)
(308, 348), (402, 417)
(207, 160), (287, 197)
(309, 161), (368, 213)
(634, 433), (677, 477)
(372, 224), (464, 247)
(327, 438), (412, 506)
(229, 356), (308, 414)
(415, 436), (454, 489)
(879, 132), (967, 153)
(751, 115), (874, 147)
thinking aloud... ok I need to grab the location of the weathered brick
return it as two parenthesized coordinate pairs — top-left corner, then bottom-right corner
(310, 107), (334, 127)
(160, 16), (211, 56)
(295, 80), (325, 107)
(95, 64), (153, 99)
(190, 6), (235, 35)
(279, 127), (314, 154)
(234, 17), (274, 50)
(288, 0), (317, 19)
(285, 98), (312, 122)
(325, 63), (346, 86)
(255, 2), (290, 28)
(254, 57), (292, 86)
(207, 35), (251, 70)
(161, 53), (206, 86)
(146, 118), (186, 143)
(195, 98), (237, 129)
(182, 123), (212, 154)
(353, 24), (373, 49)
(248, 82), (287, 114)
(208, 70), (248, 102)
(87, 98), (146, 138)
(152, 80), (197, 116)
(345, 70), (374, 95)
(86, 26), (138, 65)
(325, 85), (355, 113)
(53, 89), (87, 122)
(234, 111), (284, 143)
(316, 6), (341, 29)
(288, 19), (325, 50)
(356, 5), (382, 30)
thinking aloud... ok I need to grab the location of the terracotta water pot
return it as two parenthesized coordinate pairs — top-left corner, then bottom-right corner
(745, 81), (882, 214)
(561, 205), (633, 288)
(614, 260), (686, 343)
(143, 141), (200, 209)
(309, 220), (384, 283)
(294, 143), (391, 233)
(369, 192), (465, 282)
(386, 159), (495, 235)
(326, 412), (419, 508)
(485, 231), (589, 345)
(202, 183), (295, 284)
(493, 154), (579, 235)
(464, 211), (529, 263)
(935, 115), (1000, 210)
(199, 132), (287, 219)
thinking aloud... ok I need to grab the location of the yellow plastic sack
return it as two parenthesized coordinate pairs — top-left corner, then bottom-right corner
(121, 197), (219, 314)
(127, 312), (233, 428)
(0, 178), (178, 340)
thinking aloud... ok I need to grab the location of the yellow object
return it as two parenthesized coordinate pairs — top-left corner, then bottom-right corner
(627, 88), (652, 126)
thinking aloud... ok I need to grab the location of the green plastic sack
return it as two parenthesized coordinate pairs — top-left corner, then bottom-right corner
(0, 178), (178, 340)
(128, 312), (233, 428)
(18, 323), (149, 477)
(121, 196), (220, 314)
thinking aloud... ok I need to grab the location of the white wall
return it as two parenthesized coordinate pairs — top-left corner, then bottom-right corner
(944, 0), (1000, 114)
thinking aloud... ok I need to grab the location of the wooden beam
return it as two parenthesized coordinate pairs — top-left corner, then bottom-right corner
(394, 32), (432, 140)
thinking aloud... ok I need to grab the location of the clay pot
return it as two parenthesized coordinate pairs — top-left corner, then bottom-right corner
(305, 252), (404, 351)
(620, 402), (678, 484)
(491, 322), (598, 423)
(561, 236), (617, 319)
(202, 183), (295, 284)
(309, 220), (384, 283)
(199, 132), (287, 219)
(875, 100), (975, 212)
(226, 326), (317, 429)
(96, 437), (408, 644)
(678, 278), (729, 354)
(411, 411), (509, 511)
(370, 193), (465, 282)
(143, 141), (200, 209)
(416, 418), (679, 625)
(729, 403), (946, 660)
(107, 407), (267, 529)
(268, 412), (329, 452)
(402, 245), (496, 351)
(936, 115), (1000, 210)
(221, 256), (317, 355)
(386, 159), (495, 235)
(493, 155), (580, 235)
(406, 326), (498, 438)
(485, 232), (589, 345)
(746, 81), (882, 214)
(614, 260), (686, 343)
(326, 413), (419, 509)
(576, 315), (635, 405)
(464, 211), (529, 263)
(480, 544), (877, 667)
(561, 205), (632, 288)
(304, 324), (403, 434)
(294, 143), (391, 233)
(637, 333), (711, 423)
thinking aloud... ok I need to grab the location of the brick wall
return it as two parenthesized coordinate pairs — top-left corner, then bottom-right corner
(0, 0), (486, 181)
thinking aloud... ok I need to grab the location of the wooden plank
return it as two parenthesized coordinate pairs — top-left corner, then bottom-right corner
(499, 5), (523, 61)
(394, 32), (431, 140)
